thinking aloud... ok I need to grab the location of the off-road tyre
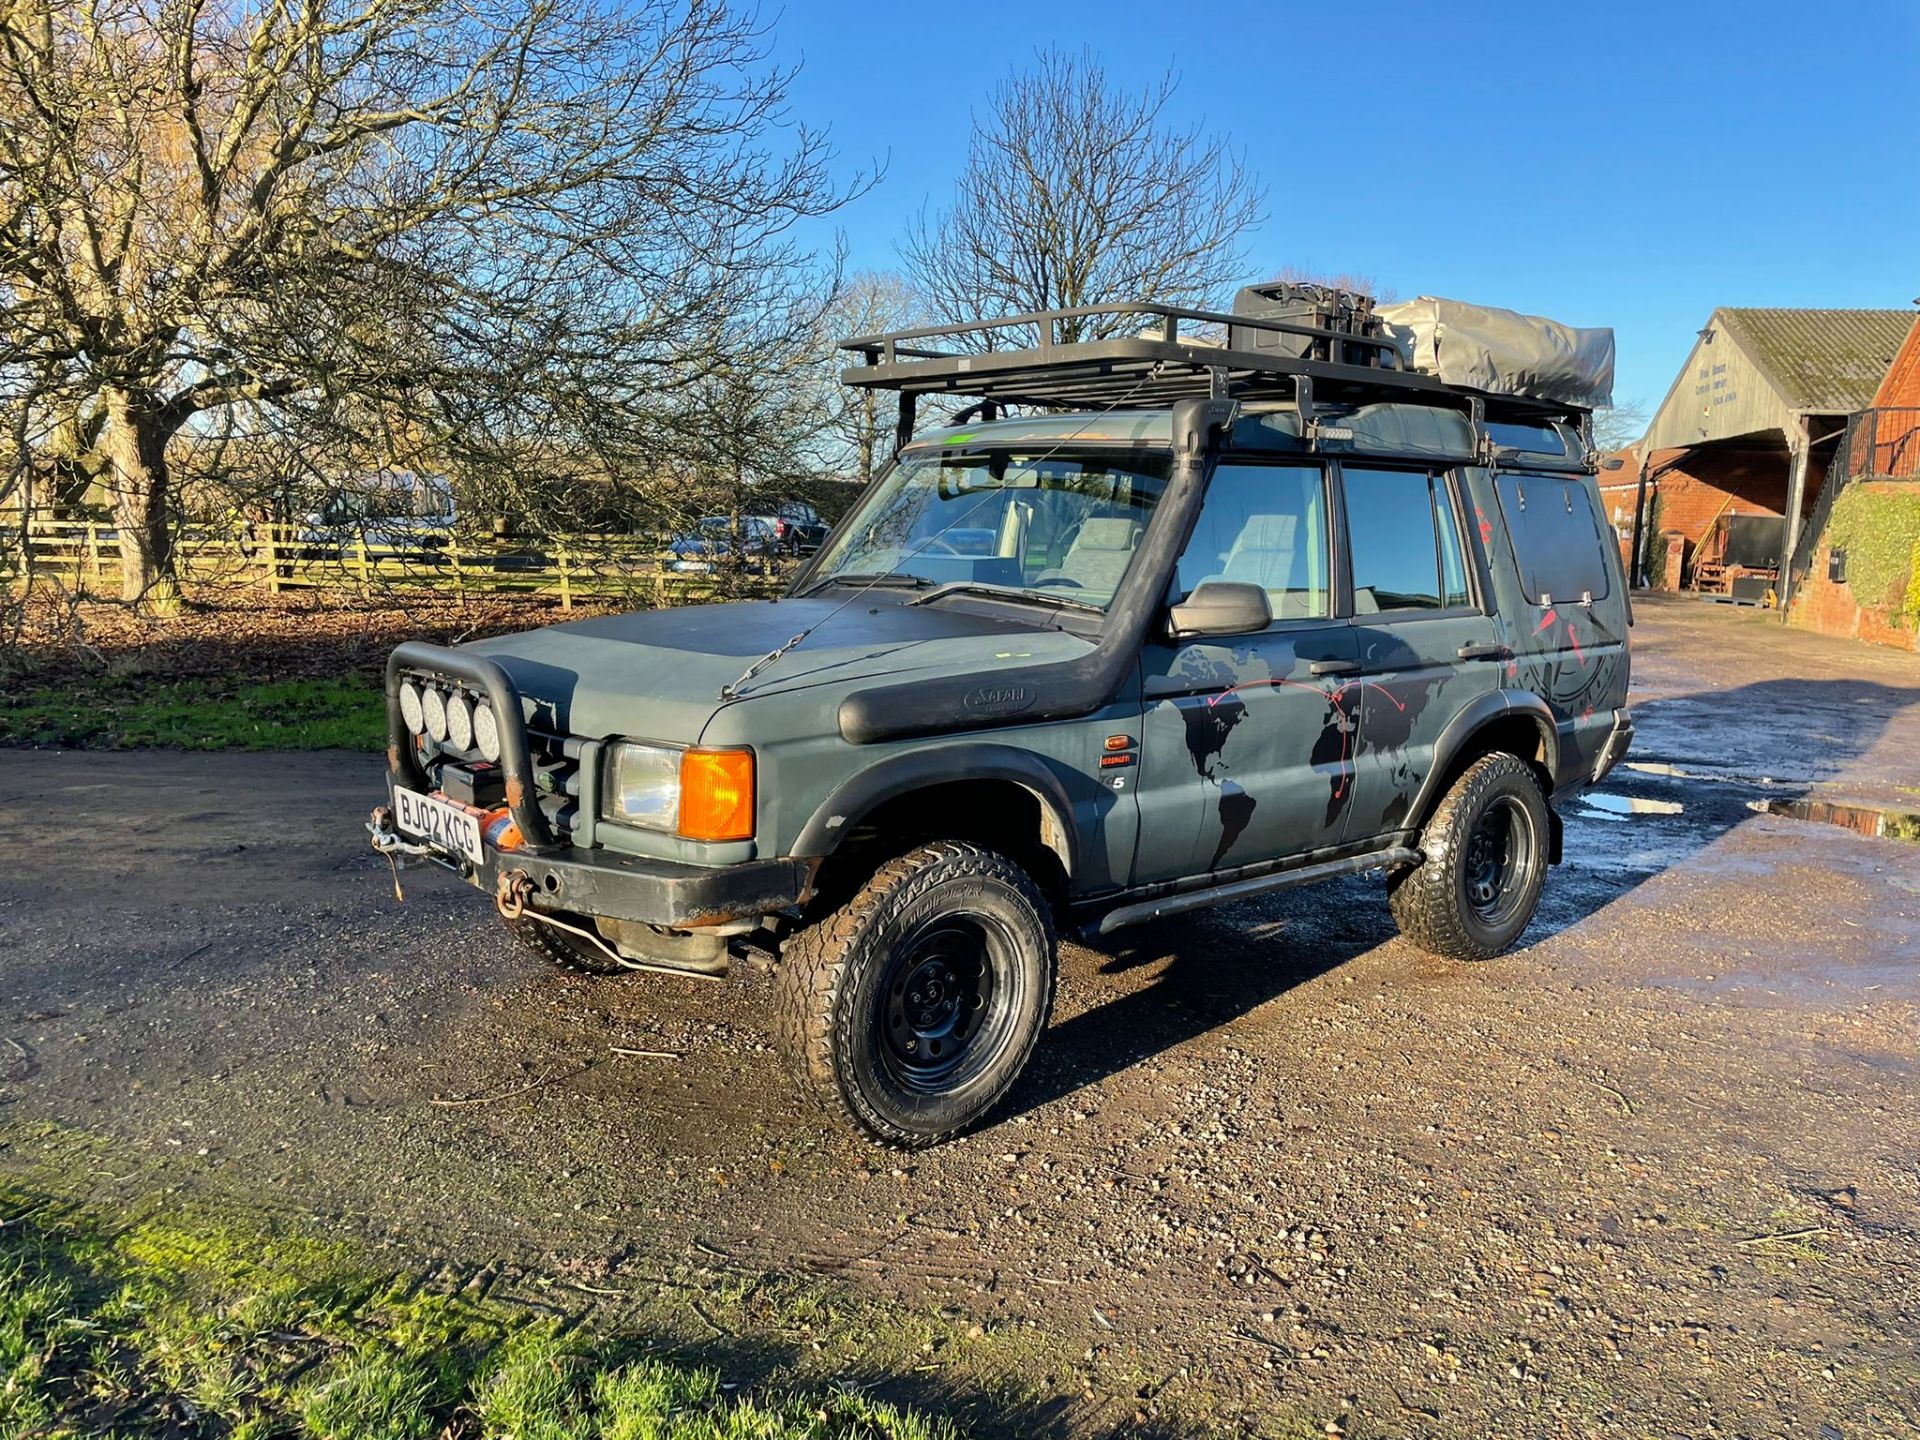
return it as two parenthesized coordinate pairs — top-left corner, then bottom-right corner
(777, 841), (1057, 1148)
(504, 913), (630, 976)
(1388, 753), (1550, 962)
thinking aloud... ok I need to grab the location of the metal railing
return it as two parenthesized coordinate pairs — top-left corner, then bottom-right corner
(1784, 407), (1920, 600)
(1838, 406), (1920, 484)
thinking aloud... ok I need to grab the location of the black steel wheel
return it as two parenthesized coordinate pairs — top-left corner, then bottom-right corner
(1461, 793), (1540, 929)
(876, 914), (1020, 1094)
(1388, 753), (1550, 961)
(777, 842), (1056, 1148)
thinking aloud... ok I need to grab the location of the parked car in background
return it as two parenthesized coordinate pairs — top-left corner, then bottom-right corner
(759, 500), (829, 552)
(667, 515), (785, 570)
(298, 473), (455, 560)
(668, 506), (824, 570)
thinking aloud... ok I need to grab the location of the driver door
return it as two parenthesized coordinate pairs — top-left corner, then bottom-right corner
(1130, 461), (1361, 886)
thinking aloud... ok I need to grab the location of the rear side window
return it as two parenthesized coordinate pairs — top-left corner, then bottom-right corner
(1495, 472), (1612, 603)
(1342, 467), (1472, 615)
(1432, 477), (1472, 608)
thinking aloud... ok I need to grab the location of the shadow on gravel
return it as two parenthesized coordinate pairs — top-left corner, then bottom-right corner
(1009, 677), (1920, 1113)
(1010, 889), (1394, 1118)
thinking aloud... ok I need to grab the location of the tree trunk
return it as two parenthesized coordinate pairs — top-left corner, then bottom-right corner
(102, 388), (181, 612)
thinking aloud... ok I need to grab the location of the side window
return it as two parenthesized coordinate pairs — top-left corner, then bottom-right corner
(1174, 463), (1330, 620)
(1432, 475), (1473, 608)
(1343, 467), (1445, 613)
(1494, 472), (1612, 602)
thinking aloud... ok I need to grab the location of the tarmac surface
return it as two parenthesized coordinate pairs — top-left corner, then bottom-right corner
(3, 594), (1918, 1437)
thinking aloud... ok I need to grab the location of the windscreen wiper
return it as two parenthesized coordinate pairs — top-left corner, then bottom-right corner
(797, 571), (933, 598)
(904, 580), (1105, 615)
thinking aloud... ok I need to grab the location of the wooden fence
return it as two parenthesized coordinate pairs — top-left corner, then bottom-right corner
(4, 520), (788, 609)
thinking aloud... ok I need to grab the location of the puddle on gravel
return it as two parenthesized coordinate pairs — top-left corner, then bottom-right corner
(1622, 760), (1783, 787)
(1578, 792), (1686, 822)
(1751, 797), (1920, 843)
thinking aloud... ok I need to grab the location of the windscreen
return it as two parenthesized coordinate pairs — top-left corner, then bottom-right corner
(807, 448), (1172, 610)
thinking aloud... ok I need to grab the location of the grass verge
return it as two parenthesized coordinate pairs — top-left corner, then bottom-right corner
(0, 1186), (958, 1439)
(0, 675), (383, 751)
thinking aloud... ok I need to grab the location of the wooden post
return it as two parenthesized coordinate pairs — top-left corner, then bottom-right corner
(265, 524), (281, 594)
(450, 535), (465, 603)
(356, 536), (370, 597)
(558, 542), (572, 611)
(87, 521), (102, 589)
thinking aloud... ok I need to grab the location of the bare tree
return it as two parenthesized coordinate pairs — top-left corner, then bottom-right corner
(1593, 397), (1649, 454)
(903, 49), (1263, 345)
(818, 270), (923, 485)
(0, 0), (864, 610)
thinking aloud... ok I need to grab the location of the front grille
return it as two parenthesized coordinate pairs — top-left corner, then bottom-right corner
(525, 726), (583, 842)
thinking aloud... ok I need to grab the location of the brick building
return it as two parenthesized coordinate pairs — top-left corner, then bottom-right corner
(1628, 307), (1913, 595)
(1861, 316), (1920, 471)
(1782, 317), (1920, 648)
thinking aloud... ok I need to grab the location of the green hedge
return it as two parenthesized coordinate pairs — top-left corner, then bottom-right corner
(1824, 483), (1920, 621)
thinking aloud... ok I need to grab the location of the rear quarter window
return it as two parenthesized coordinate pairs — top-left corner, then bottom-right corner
(1494, 472), (1612, 603)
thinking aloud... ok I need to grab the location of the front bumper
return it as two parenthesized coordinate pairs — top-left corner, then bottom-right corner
(382, 640), (808, 931)
(374, 788), (811, 929)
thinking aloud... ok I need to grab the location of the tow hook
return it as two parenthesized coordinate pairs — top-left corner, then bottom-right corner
(367, 805), (432, 901)
(495, 869), (535, 921)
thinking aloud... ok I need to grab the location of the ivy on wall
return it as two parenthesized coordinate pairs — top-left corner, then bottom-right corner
(1825, 483), (1920, 621)
(1645, 490), (1670, 588)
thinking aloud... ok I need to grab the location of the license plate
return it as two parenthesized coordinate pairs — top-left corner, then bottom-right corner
(394, 788), (485, 864)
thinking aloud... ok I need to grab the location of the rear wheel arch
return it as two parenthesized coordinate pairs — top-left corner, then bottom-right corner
(1408, 694), (1559, 839)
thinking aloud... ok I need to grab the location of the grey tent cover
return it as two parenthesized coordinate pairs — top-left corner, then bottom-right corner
(1376, 297), (1614, 408)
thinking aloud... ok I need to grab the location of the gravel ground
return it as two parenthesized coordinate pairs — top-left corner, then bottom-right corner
(3, 595), (1918, 1438)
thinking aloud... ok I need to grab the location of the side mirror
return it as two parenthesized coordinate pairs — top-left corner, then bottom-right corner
(1166, 581), (1272, 640)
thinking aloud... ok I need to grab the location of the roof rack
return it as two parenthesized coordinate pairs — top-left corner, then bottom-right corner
(839, 301), (1594, 456)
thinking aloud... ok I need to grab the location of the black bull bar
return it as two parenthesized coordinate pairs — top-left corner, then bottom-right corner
(384, 640), (559, 851)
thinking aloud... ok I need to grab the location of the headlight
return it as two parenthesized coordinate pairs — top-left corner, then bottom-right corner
(422, 686), (448, 742)
(398, 681), (425, 735)
(472, 702), (501, 762)
(446, 692), (474, 751)
(606, 742), (681, 831)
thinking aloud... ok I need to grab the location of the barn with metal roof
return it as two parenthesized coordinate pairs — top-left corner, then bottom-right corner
(1628, 307), (1912, 602)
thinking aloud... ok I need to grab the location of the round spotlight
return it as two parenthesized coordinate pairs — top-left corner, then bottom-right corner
(472, 702), (501, 763)
(446, 692), (474, 752)
(398, 680), (425, 735)
(422, 685), (448, 742)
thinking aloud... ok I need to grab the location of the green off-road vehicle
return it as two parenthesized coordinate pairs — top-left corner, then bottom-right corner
(371, 286), (1633, 1146)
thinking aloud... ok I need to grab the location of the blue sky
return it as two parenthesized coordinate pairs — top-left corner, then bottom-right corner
(775, 0), (1919, 415)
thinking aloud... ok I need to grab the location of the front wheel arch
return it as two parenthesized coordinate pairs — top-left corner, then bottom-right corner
(790, 746), (1081, 891)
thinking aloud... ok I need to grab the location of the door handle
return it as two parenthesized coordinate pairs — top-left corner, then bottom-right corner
(1309, 659), (1361, 677)
(1456, 643), (1508, 661)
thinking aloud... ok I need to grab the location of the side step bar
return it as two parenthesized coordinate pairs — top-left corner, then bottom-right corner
(1089, 846), (1421, 938)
